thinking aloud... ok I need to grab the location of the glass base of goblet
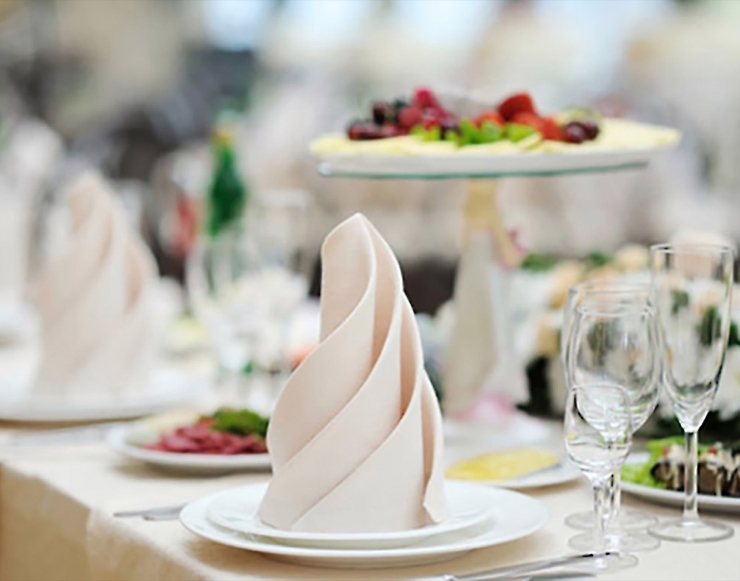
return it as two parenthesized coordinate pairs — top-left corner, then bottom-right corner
(568, 529), (660, 553)
(565, 508), (658, 531)
(649, 518), (734, 543)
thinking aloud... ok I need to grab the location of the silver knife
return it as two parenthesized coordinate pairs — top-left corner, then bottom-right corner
(419, 553), (614, 581)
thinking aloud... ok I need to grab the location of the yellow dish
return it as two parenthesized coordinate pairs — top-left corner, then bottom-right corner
(446, 448), (560, 482)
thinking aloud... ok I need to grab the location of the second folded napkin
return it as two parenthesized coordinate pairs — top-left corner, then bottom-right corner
(31, 172), (157, 396)
(258, 213), (446, 533)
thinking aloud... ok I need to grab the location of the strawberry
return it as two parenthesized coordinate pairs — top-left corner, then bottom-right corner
(541, 116), (563, 141)
(413, 87), (439, 109)
(397, 105), (423, 130)
(497, 92), (536, 121)
(511, 112), (546, 135)
(474, 110), (504, 128)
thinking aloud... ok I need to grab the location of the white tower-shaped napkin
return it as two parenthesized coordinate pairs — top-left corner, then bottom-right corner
(259, 213), (446, 533)
(31, 172), (157, 395)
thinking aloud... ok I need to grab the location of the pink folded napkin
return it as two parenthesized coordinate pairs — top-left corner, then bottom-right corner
(31, 172), (157, 396)
(258, 213), (446, 533)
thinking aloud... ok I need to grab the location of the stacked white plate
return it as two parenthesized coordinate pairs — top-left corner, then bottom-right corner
(0, 366), (210, 422)
(180, 481), (548, 568)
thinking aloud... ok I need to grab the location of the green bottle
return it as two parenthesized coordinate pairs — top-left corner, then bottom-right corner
(207, 127), (247, 238)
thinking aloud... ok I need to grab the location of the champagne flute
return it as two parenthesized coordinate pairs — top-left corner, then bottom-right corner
(567, 297), (661, 552)
(649, 243), (735, 543)
(564, 382), (638, 572)
(563, 282), (659, 534)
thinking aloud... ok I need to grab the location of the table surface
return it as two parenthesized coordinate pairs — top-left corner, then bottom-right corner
(0, 336), (738, 581)
(1, 417), (739, 581)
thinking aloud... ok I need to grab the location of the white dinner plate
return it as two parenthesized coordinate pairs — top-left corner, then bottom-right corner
(0, 367), (210, 422)
(180, 482), (548, 568)
(107, 425), (271, 474)
(622, 453), (740, 514)
(314, 140), (677, 180)
(443, 414), (552, 447)
(205, 481), (493, 550)
(479, 461), (582, 490)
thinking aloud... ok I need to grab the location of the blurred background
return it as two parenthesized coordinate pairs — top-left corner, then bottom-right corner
(0, 0), (740, 426)
(2, 0), (739, 284)
(2, 0), (740, 425)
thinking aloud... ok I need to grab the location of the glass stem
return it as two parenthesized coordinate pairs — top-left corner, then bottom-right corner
(683, 430), (700, 523)
(593, 482), (607, 554)
(608, 471), (622, 523)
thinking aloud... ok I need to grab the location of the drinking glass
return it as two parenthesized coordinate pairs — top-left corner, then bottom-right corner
(563, 282), (659, 534)
(649, 243), (735, 543)
(186, 193), (309, 407)
(567, 297), (661, 552)
(187, 227), (265, 402)
(564, 383), (638, 571)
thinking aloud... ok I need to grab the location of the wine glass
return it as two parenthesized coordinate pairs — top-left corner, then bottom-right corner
(564, 382), (638, 572)
(567, 297), (661, 552)
(649, 243), (735, 543)
(563, 282), (659, 534)
(187, 192), (310, 408)
(186, 226), (265, 403)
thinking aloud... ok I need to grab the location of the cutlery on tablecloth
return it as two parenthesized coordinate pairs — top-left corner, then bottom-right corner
(423, 553), (615, 581)
(7, 422), (128, 446)
(113, 504), (186, 521)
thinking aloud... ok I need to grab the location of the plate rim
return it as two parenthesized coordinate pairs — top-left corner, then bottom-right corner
(107, 425), (272, 469)
(0, 369), (210, 422)
(464, 461), (582, 490)
(312, 139), (678, 180)
(205, 481), (495, 543)
(180, 481), (549, 559)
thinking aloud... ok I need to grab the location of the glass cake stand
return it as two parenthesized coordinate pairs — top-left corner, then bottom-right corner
(314, 147), (672, 414)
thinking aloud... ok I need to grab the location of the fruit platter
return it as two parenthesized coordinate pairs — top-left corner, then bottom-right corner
(107, 408), (272, 474)
(311, 88), (680, 178)
(621, 438), (740, 513)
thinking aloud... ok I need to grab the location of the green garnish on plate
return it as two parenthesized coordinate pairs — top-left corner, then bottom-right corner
(621, 437), (710, 490)
(210, 408), (269, 438)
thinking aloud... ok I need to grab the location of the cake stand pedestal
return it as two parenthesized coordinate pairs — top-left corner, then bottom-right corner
(315, 149), (671, 418)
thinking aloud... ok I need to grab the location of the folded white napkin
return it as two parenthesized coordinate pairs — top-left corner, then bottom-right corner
(31, 172), (157, 395)
(258, 213), (446, 533)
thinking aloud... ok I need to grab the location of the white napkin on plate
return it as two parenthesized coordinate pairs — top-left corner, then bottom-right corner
(258, 213), (446, 533)
(31, 172), (157, 396)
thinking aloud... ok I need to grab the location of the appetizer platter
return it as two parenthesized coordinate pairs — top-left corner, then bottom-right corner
(311, 88), (680, 178)
(108, 407), (271, 473)
(622, 438), (740, 513)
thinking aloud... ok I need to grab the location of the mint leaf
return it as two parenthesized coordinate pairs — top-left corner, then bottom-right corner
(478, 120), (504, 143)
(505, 122), (536, 143)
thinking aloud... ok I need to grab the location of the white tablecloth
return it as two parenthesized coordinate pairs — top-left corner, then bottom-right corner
(1, 422), (739, 581)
